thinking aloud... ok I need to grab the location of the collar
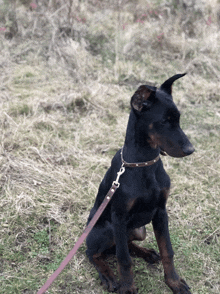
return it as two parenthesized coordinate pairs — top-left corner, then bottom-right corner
(120, 147), (160, 167)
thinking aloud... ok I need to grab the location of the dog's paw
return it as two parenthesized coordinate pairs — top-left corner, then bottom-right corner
(100, 275), (119, 292)
(118, 284), (138, 294)
(143, 248), (160, 264)
(166, 277), (191, 294)
(128, 243), (160, 265)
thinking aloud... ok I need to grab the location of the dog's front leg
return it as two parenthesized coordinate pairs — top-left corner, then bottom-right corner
(112, 212), (138, 294)
(152, 208), (191, 294)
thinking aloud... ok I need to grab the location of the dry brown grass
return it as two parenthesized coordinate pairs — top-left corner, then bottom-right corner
(0, 0), (220, 293)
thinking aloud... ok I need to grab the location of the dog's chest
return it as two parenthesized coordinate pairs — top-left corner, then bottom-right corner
(122, 182), (167, 228)
(120, 165), (167, 197)
(124, 191), (159, 228)
(118, 165), (170, 223)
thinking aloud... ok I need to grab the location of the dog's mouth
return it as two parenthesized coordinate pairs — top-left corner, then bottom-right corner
(159, 142), (195, 158)
(159, 148), (168, 156)
(149, 132), (195, 158)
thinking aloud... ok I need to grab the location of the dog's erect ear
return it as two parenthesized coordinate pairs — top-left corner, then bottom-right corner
(159, 73), (186, 95)
(131, 85), (157, 112)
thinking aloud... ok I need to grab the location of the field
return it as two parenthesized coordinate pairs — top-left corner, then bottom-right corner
(0, 0), (220, 293)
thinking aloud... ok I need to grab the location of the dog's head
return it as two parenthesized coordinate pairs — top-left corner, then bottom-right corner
(131, 74), (195, 158)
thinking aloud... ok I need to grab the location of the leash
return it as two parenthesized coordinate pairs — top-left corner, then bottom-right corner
(37, 164), (125, 294)
(37, 148), (160, 294)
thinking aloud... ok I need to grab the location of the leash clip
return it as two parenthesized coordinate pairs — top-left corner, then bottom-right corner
(112, 164), (125, 187)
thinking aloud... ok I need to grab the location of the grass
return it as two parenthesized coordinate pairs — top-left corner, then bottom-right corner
(0, 0), (220, 293)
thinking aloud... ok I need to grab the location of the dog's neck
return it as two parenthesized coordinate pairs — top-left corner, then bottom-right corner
(123, 109), (160, 163)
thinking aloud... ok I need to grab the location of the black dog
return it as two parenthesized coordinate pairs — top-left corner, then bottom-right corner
(86, 74), (194, 294)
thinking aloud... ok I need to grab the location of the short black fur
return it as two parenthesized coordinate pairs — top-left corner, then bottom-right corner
(86, 74), (194, 293)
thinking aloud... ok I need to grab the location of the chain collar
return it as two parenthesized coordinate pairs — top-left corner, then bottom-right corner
(120, 147), (160, 167)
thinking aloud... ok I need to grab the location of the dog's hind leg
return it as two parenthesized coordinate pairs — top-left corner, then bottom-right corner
(128, 242), (160, 264)
(86, 225), (119, 292)
(128, 227), (160, 264)
(90, 252), (118, 292)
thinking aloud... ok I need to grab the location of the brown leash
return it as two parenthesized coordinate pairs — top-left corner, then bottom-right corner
(37, 150), (160, 294)
(37, 165), (125, 294)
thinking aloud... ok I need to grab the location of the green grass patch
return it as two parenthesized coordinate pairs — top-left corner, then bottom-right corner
(0, 1), (219, 293)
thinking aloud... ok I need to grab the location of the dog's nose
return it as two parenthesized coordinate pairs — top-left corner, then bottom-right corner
(183, 144), (195, 156)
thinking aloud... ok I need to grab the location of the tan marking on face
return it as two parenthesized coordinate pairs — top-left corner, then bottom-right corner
(147, 134), (158, 149)
(149, 123), (153, 130)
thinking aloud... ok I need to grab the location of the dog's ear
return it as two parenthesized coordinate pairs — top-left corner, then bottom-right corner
(131, 85), (156, 112)
(159, 73), (186, 95)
